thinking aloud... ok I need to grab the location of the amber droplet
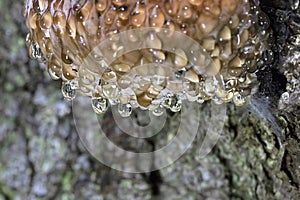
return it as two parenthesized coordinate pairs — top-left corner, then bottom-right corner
(112, 0), (127, 7)
(188, 0), (204, 7)
(137, 92), (153, 108)
(118, 6), (130, 21)
(47, 56), (62, 80)
(77, 1), (93, 22)
(104, 9), (117, 25)
(66, 12), (77, 38)
(221, 0), (237, 14)
(53, 11), (66, 35)
(203, 0), (221, 17)
(164, 0), (180, 16)
(62, 63), (77, 80)
(197, 13), (218, 35)
(149, 5), (165, 28)
(61, 49), (73, 65)
(131, 2), (146, 27)
(180, 4), (193, 20)
(27, 10), (38, 29)
(96, 0), (108, 13)
(40, 11), (52, 29)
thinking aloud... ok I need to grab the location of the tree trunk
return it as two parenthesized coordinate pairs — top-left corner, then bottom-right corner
(0, 0), (299, 199)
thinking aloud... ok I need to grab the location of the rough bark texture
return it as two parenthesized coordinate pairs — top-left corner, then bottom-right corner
(0, 0), (299, 199)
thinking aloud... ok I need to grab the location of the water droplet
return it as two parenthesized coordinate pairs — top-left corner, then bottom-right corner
(152, 105), (165, 116)
(290, 0), (299, 10)
(204, 78), (217, 95)
(118, 103), (132, 117)
(25, 33), (31, 47)
(175, 70), (185, 79)
(183, 81), (199, 101)
(61, 82), (76, 101)
(197, 96), (205, 104)
(163, 95), (182, 112)
(92, 97), (108, 114)
(212, 96), (223, 105)
(68, 80), (79, 90)
(281, 92), (290, 104)
(257, 12), (270, 30)
(242, 45), (255, 54)
(233, 92), (246, 106)
(31, 43), (42, 59)
(102, 84), (119, 99)
(261, 49), (274, 65)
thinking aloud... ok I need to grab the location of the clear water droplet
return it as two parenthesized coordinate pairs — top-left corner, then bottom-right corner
(281, 92), (290, 104)
(118, 103), (132, 117)
(99, 60), (109, 69)
(61, 82), (76, 101)
(69, 80), (79, 90)
(204, 78), (217, 95)
(183, 81), (199, 101)
(290, 0), (299, 10)
(25, 33), (31, 47)
(212, 96), (223, 105)
(163, 95), (182, 112)
(92, 97), (109, 114)
(152, 105), (165, 116)
(31, 43), (42, 59)
(242, 46), (255, 54)
(48, 67), (60, 80)
(197, 96), (205, 104)
(175, 70), (185, 79)
(102, 84), (119, 99)
(233, 92), (246, 106)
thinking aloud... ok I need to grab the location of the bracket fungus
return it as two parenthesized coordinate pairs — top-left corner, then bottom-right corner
(24, 0), (270, 116)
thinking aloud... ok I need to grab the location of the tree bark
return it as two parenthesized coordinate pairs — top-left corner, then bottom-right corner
(0, 0), (299, 199)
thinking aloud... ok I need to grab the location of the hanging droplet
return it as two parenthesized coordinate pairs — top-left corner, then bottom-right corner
(91, 97), (109, 114)
(170, 99), (182, 112)
(102, 84), (119, 99)
(31, 43), (42, 59)
(197, 96), (205, 104)
(61, 82), (76, 101)
(152, 105), (165, 116)
(290, 0), (299, 10)
(281, 92), (290, 104)
(163, 95), (182, 112)
(183, 81), (199, 102)
(25, 33), (32, 47)
(233, 92), (246, 106)
(118, 103), (132, 117)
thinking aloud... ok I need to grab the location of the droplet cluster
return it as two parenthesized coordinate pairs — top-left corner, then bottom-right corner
(24, 0), (270, 116)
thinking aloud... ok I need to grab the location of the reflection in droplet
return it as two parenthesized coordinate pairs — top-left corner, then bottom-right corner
(233, 92), (246, 106)
(152, 105), (165, 116)
(102, 84), (119, 99)
(31, 43), (42, 59)
(118, 103), (132, 117)
(163, 95), (182, 112)
(61, 82), (76, 101)
(91, 97), (109, 114)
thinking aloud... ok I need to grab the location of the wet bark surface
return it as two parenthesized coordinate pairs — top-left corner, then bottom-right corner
(0, 0), (299, 199)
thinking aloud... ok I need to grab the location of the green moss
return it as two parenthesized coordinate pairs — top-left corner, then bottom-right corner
(0, 185), (14, 200)
(14, 74), (25, 87)
(62, 171), (72, 192)
(4, 83), (14, 92)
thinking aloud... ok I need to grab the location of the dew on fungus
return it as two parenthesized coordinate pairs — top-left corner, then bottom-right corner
(24, 0), (271, 116)
(118, 103), (133, 117)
